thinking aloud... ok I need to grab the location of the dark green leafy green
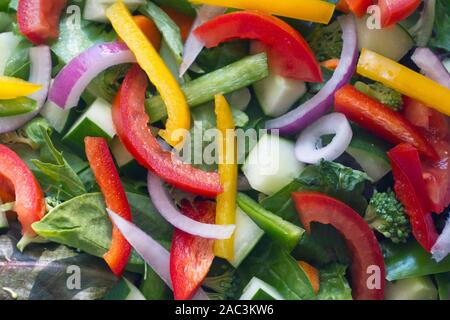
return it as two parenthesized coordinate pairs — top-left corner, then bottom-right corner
(236, 238), (316, 300)
(196, 41), (249, 73)
(435, 272), (450, 300)
(152, 0), (196, 16)
(4, 39), (31, 80)
(317, 264), (352, 300)
(430, 0), (450, 51)
(140, 266), (172, 300)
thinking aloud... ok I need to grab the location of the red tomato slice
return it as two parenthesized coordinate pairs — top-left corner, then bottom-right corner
(170, 200), (216, 300)
(17, 0), (67, 45)
(346, 0), (373, 17)
(378, 0), (421, 27)
(292, 192), (385, 300)
(193, 10), (323, 82)
(0, 173), (15, 203)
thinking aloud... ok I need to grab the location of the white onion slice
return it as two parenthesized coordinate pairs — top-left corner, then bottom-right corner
(49, 41), (136, 109)
(412, 47), (450, 89)
(295, 113), (353, 164)
(431, 217), (450, 262)
(147, 171), (235, 240)
(179, 5), (226, 77)
(107, 209), (209, 300)
(0, 46), (51, 134)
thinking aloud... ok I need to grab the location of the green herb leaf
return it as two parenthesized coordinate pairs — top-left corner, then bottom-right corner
(317, 263), (352, 300)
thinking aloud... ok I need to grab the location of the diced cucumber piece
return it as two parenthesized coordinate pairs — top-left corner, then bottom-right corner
(356, 16), (414, 61)
(242, 134), (304, 195)
(145, 53), (269, 122)
(63, 98), (116, 149)
(110, 137), (134, 168)
(103, 278), (146, 300)
(226, 88), (251, 111)
(228, 208), (264, 268)
(385, 277), (438, 300)
(240, 277), (284, 300)
(0, 32), (20, 75)
(83, 0), (144, 23)
(40, 99), (77, 134)
(253, 72), (306, 117)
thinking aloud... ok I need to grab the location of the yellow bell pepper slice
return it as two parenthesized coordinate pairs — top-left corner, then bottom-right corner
(189, 0), (335, 24)
(214, 94), (237, 260)
(0, 76), (42, 100)
(357, 48), (450, 116)
(106, 1), (190, 147)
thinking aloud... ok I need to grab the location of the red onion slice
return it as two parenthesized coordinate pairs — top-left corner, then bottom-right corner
(295, 113), (352, 164)
(49, 42), (136, 109)
(431, 217), (450, 262)
(265, 15), (358, 135)
(412, 48), (450, 89)
(147, 171), (235, 239)
(179, 5), (226, 77)
(107, 209), (209, 300)
(0, 46), (51, 134)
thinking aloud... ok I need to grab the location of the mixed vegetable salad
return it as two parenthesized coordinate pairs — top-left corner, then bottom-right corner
(0, 0), (450, 301)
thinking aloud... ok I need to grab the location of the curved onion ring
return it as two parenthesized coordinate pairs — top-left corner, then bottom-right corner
(295, 113), (353, 164)
(147, 171), (235, 239)
(265, 14), (358, 135)
(432, 217), (450, 262)
(412, 47), (450, 89)
(0, 46), (51, 134)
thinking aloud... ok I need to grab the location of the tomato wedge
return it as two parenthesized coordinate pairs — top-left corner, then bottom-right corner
(334, 84), (438, 160)
(112, 65), (222, 197)
(387, 144), (438, 252)
(193, 10), (323, 82)
(170, 200), (216, 300)
(292, 192), (385, 300)
(0, 144), (45, 237)
(0, 173), (14, 203)
(85, 137), (132, 277)
(346, 0), (373, 17)
(17, 0), (67, 45)
(378, 0), (421, 27)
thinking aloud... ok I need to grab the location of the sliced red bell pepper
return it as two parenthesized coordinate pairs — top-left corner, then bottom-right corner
(0, 144), (45, 236)
(387, 143), (438, 252)
(346, 0), (373, 17)
(193, 11), (323, 82)
(85, 137), (132, 277)
(292, 192), (385, 300)
(112, 65), (222, 197)
(378, 0), (421, 27)
(170, 200), (216, 300)
(334, 84), (438, 160)
(17, 0), (67, 45)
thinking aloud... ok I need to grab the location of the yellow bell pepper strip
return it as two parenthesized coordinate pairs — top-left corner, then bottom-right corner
(106, 1), (190, 147)
(0, 76), (42, 100)
(189, 0), (335, 24)
(357, 49), (450, 116)
(214, 94), (237, 260)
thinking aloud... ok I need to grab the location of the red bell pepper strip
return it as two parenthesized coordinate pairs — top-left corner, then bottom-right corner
(112, 65), (222, 197)
(346, 0), (373, 17)
(17, 0), (67, 45)
(170, 200), (215, 300)
(378, 0), (421, 27)
(292, 191), (385, 300)
(193, 11), (323, 82)
(334, 84), (438, 160)
(387, 143), (439, 252)
(85, 137), (132, 277)
(0, 144), (45, 236)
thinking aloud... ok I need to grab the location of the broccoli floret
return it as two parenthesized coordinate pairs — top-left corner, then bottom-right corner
(203, 269), (240, 300)
(365, 190), (411, 243)
(307, 20), (343, 61)
(354, 81), (403, 111)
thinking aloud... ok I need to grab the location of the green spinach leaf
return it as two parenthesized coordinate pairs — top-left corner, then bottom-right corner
(431, 0), (450, 51)
(317, 263), (352, 300)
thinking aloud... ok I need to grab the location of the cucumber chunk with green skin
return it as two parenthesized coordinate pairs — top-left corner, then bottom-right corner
(385, 277), (438, 300)
(356, 16), (414, 61)
(239, 277), (285, 300)
(103, 278), (146, 300)
(110, 137), (145, 177)
(0, 97), (36, 117)
(237, 192), (304, 251)
(63, 98), (116, 150)
(242, 134), (304, 196)
(83, 0), (144, 23)
(0, 32), (20, 75)
(253, 71), (306, 117)
(228, 207), (264, 268)
(40, 100), (78, 134)
(145, 53), (269, 122)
